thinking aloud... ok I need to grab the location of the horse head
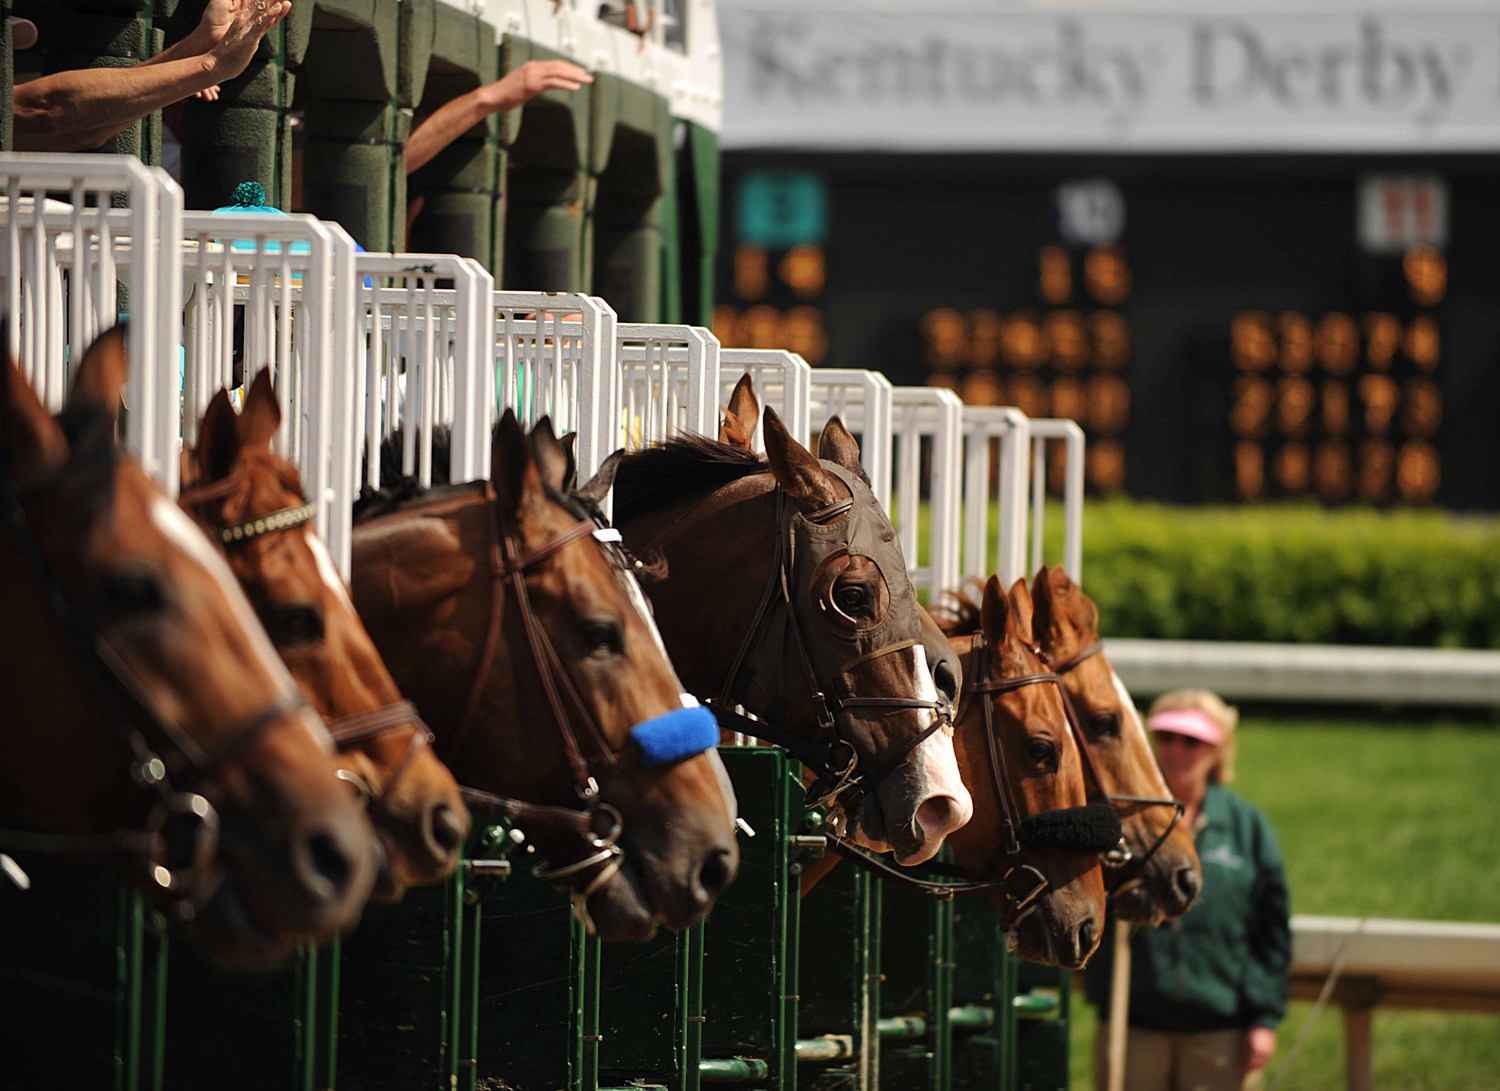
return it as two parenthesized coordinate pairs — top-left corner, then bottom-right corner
(944, 576), (1108, 969)
(1030, 565), (1201, 922)
(351, 412), (739, 941)
(181, 369), (469, 902)
(0, 330), (377, 967)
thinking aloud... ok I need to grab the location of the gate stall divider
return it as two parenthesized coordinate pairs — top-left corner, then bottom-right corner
(717, 347), (814, 453)
(806, 368), (894, 509)
(961, 406), (1031, 589)
(889, 385), (964, 604)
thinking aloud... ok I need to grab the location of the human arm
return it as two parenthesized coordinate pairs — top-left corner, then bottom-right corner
(15, 0), (288, 151)
(405, 60), (590, 174)
(1243, 1025), (1278, 1072)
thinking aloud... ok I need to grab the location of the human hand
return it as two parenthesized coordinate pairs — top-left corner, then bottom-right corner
(195, 84), (222, 101)
(206, 0), (291, 83)
(481, 60), (592, 115)
(1243, 1027), (1277, 1072)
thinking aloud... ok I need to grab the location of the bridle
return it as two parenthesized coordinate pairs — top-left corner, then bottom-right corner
(707, 485), (950, 815)
(178, 471), (437, 819)
(1046, 639), (1186, 888)
(445, 482), (646, 903)
(0, 458), (307, 920)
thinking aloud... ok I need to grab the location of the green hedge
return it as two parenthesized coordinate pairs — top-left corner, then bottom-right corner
(1046, 501), (1500, 649)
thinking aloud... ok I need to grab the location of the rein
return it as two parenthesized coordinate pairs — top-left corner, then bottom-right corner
(0, 465), (307, 917)
(178, 473), (436, 817)
(707, 486), (948, 814)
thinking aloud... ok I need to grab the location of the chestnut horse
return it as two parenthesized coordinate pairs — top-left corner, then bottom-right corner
(0, 332), (376, 967)
(612, 407), (972, 867)
(1022, 567), (1200, 922)
(351, 412), (738, 940)
(180, 371), (470, 901)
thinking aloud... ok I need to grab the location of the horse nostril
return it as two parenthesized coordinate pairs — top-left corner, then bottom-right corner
(1174, 865), (1202, 904)
(304, 831), (353, 900)
(1076, 917), (1095, 958)
(697, 848), (735, 903)
(429, 802), (466, 856)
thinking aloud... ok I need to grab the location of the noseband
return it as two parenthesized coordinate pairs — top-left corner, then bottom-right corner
(708, 486), (949, 815)
(0, 467), (309, 919)
(1047, 640), (1185, 887)
(178, 473), (437, 820)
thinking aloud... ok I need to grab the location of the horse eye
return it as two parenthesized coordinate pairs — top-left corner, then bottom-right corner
(580, 618), (624, 657)
(1092, 712), (1121, 738)
(103, 574), (165, 616)
(835, 585), (867, 612)
(265, 604), (324, 645)
(1026, 739), (1056, 766)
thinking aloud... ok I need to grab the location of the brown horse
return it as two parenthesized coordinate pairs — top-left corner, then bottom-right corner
(941, 576), (1109, 968)
(350, 412), (738, 940)
(180, 371), (470, 901)
(613, 406), (972, 866)
(1027, 566), (1201, 922)
(0, 333), (377, 967)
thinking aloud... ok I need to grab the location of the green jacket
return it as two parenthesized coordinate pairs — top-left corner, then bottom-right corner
(1085, 784), (1291, 1034)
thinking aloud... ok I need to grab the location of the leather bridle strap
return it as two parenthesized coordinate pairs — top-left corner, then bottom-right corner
(326, 700), (436, 809)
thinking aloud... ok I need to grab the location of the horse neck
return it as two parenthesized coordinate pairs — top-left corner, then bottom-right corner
(616, 476), (778, 703)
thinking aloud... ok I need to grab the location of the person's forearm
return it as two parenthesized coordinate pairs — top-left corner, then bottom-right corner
(404, 88), (494, 174)
(15, 54), (220, 151)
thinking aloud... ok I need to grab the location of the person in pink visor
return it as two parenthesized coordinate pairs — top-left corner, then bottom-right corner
(1086, 689), (1290, 1091)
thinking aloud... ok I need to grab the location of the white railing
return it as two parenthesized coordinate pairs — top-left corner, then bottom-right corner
(0, 153), (1085, 612)
(0, 155), (183, 492)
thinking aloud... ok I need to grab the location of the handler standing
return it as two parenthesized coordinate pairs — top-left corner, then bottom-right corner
(1086, 689), (1291, 1091)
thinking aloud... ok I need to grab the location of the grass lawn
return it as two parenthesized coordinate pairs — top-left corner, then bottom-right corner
(1068, 715), (1500, 1091)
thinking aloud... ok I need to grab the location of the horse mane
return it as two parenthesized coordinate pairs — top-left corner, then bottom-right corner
(612, 433), (769, 520)
(930, 588), (982, 637)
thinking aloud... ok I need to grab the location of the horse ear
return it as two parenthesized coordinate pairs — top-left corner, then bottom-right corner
(1030, 564), (1056, 638)
(1, 358), (69, 487)
(763, 405), (842, 513)
(719, 373), (760, 450)
(491, 409), (538, 512)
(195, 389), (242, 483)
(530, 416), (570, 493)
(67, 325), (129, 423)
(559, 431), (578, 490)
(816, 415), (864, 478)
(979, 574), (1009, 645)
(239, 368), (281, 450)
(577, 448), (624, 506)
(1008, 578), (1036, 644)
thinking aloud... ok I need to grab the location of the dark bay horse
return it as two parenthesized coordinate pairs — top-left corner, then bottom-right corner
(0, 333), (377, 967)
(1026, 566), (1201, 922)
(612, 406), (972, 866)
(350, 411), (738, 940)
(180, 371), (470, 901)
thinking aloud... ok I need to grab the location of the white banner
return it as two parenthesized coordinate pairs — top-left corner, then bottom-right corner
(720, 9), (1500, 151)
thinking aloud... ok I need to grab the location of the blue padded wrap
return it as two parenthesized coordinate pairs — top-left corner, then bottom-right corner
(631, 706), (720, 769)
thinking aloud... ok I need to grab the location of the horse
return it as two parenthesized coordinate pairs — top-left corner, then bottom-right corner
(936, 575), (1112, 968)
(612, 402), (972, 867)
(179, 370), (470, 901)
(350, 411), (739, 941)
(0, 330), (377, 967)
(1012, 566), (1200, 922)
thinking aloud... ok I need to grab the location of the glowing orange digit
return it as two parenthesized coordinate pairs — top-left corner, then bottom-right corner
(1002, 312), (1048, 369)
(1235, 441), (1265, 500)
(734, 245), (769, 300)
(1278, 313), (1313, 373)
(1314, 441), (1353, 502)
(969, 309), (1003, 368)
(1397, 440), (1441, 502)
(777, 244), (826, 300)
(1273, 442), (1311, 492)
(1358, 374), (1400, 435)
(1087, 440), (1127, 490)
(1038, 245), (1073, 305)
(1230, 376), (1274, 439)
(921, 308), (968, 369)
(712, 305), (739, 347)
(1403, 245), (1447, 307)
(1091, 311), (1130, 368)
(1363, 313), (1400, 371)
(1317, 313), (1359, 375)
(1404, 315), (1441, 372)
(1276, 377), (1315, 437)
(1046, 311), (1089, 371)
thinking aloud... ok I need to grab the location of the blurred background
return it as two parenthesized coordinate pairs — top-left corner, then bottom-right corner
(711, 1), (1500, 1088)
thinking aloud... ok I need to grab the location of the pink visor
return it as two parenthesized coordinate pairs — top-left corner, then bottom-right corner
(1147, 708), (1224, 745)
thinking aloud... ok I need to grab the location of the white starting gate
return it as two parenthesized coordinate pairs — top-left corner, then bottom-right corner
(0, 151), (1083, 604)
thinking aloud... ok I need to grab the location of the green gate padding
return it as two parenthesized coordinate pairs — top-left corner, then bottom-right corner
(589, 72), (670, 322)
(798, 854), (881, 1091)
(501, 36), (589, 293)
(676, 121), (720, 328)
(299, 0), (404, 251)
(405, 1), (501, 272)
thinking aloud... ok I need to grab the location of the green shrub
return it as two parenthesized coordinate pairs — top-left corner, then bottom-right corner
(1041, 501), (1500, 648)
